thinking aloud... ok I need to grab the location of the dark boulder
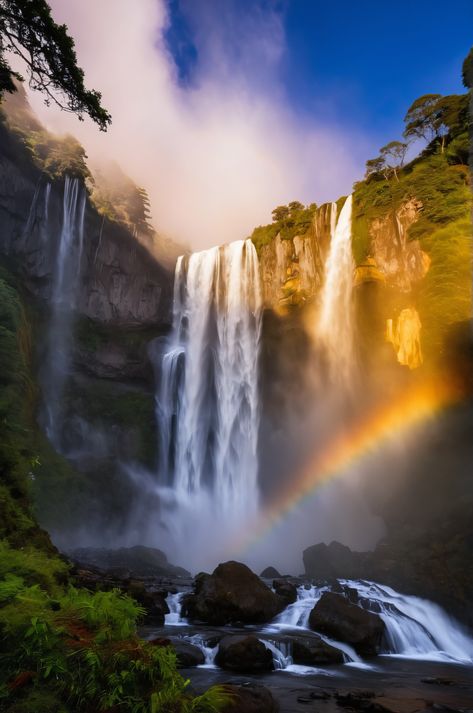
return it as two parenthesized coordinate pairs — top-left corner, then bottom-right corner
(171, 640), (205, 668)
(308, 592), (385, 656)
(291, 633), (344, 665)
(222, 683), (279, 712)
(272, 578), (297, 604)
(260, 566), (281, 579)
(303, 541), (365, 580)
(215, 635), (274, 673)
(183, 561), (286, 625)
(127, 580), (169, 625)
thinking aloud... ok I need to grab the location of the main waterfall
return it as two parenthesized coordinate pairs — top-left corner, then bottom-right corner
(156, 238), (262, 569)
(318, 195), (354, 385)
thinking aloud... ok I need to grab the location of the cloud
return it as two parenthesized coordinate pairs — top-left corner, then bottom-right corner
(24, 0), (371, 250)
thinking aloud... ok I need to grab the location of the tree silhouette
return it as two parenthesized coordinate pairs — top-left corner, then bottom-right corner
(0, 0), (110, 130)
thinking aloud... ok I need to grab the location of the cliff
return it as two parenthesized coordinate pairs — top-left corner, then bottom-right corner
(0, 92), (176, 545)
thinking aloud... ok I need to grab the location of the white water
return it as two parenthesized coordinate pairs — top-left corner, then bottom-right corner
(318, 195), (355, 385)
(165, 591), (188, 626)
(266, 579), (473, 665)
(42, 176), (86, 447)
(156, 239), (262, 569)
(341, 579), (473, 663)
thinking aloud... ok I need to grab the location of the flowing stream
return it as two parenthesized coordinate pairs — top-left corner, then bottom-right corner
(156, 239), (262, 569)
(317, 195), (354, 385)
(162, 579), (473, 673)
(41, 176), (86, 448)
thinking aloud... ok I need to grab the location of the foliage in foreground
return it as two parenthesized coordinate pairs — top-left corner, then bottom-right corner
(0, 542), (232, 712)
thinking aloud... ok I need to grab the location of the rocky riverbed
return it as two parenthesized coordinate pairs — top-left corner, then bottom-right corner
(70, 549), (473, 712)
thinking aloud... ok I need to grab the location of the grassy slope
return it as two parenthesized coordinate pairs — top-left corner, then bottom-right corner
(352, 150), (472, 358)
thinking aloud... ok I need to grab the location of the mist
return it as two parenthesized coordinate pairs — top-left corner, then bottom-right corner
(23, 0), (372, 250)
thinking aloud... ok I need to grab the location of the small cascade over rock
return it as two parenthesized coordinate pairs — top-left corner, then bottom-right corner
(41, 176), (86, 447)
(318, 196), (355, 385)
(156, 240), (262, 569)
(341, 580), (473, 663)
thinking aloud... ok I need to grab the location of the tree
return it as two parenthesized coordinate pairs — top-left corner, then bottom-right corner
(403, 94), (442, 143)
(380, 140), (408, 181)
(288, 200), (304, 212)
(462, 46), (473, 88)
(271, 205), (289, 222)
(0, 0), (111, 130)
(365, 156), (386, 179)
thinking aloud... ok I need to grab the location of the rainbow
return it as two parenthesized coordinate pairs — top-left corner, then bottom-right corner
(235, 373), (463, 555)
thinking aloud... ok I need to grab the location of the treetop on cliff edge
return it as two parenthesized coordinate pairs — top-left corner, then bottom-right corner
(0, 0), (111, 130)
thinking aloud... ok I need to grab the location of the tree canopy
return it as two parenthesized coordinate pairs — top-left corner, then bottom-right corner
(0, 0), (111, 130)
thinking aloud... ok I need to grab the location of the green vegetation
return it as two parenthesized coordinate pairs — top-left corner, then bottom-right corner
(90, 162), (155, 237)
(0, 83), (91, 180)
(249, 201), (317, 253)
(0, 542), (232, 712)
(353, 84), (471, 359)
(0, 0), (110, 129)
(0, 268), (230, 712)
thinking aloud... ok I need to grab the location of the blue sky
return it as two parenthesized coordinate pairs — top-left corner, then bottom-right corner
(38, 0), (473, 248)
(165, 0), (472, 148)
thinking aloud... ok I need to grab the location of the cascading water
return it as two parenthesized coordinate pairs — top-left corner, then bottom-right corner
(340, 580), (473, 663)
(267, 580), (473, 665)
(41, 176), (86, 447)
(318, 195), (355, 385)
(156, 239), (262, 569)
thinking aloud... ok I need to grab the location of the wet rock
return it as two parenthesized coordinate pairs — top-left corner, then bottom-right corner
(260, 566), (281, 579)
(183, 561), (286, 625)
(421, 677), (454, 686)
(171, 640), (205, 668)
(309, 592), (385, 656)
(272, 579), (297, 604)
(291, 633), (344, 665)
(126, 581), (169, 625)
(215, 635), (274, 673)
(222, 683), (279, 712)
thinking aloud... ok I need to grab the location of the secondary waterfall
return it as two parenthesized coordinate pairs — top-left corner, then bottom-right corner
(266, 579), (473, 665)
(42, 176), (86, 447)
(156, 238), (262, 570)
(318, 195), (354, 385)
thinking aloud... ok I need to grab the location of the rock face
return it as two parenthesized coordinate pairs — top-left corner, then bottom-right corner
(303, 541), (365, 581)
(182, 561), (286, 625)
(308, 592), (385, 656)
(369, 199), (430, 292)
(69, 546), (190, 579)
(258, 203), (334, 310)
(215, 635), (274, 673)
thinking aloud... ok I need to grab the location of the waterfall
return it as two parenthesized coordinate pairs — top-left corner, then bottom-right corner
(165, 592), (188, 626)
(156, 238), (262, 570)
(267, 579), (473, 665)
(318, 195), (354, 385)
(42, 176), (86, 447)
(341, 580), (473, 663)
